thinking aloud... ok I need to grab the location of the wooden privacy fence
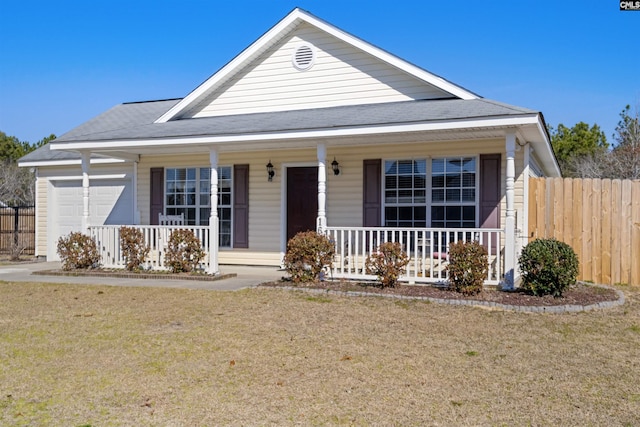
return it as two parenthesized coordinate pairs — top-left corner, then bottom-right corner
(528, 178), (640, 287)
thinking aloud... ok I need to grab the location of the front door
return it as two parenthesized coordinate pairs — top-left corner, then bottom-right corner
(287, 167), (318, 241)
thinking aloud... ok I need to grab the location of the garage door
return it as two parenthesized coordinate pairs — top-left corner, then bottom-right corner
(48, 179), (133, 260)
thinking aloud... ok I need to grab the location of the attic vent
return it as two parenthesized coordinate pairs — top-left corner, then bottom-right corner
(292, 44), (315, 70)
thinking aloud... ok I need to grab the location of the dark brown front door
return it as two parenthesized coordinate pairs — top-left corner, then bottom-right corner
(287, 167), (318, 241)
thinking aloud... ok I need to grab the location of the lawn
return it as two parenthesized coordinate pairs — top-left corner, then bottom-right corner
(0, 281), (638, 426)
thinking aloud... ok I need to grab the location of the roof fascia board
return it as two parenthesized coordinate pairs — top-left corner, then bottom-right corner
(155, 9), (304, 124)
(50, 114), (541, 151)
(534, 116), (561, 176)
(156, 9), (478, 124)
(297, 10), (478, 101)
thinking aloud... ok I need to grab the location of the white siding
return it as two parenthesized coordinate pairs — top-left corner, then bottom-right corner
(35, 176), (47, 257)
(138, 151), (289, 265)
(135, 139), (525, 266)
(185, 23), (450, 118)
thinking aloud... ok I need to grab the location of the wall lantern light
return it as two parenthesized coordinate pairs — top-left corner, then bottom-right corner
(331, 157), (340, 175)
(266, 160), (275, 181)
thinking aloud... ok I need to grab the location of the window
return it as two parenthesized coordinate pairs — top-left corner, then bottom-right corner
(382, 157), (478, 229)
(217, 167), (232, 247)
(431, 157), (476, 228)
(384, 160), (427, 227)
(165, 167), (232, 247)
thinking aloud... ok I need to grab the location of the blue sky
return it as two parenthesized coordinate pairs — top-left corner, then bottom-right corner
(1, 0), (638, 145)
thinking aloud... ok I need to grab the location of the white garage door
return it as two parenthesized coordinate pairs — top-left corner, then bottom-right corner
(48, 179), (133, 260)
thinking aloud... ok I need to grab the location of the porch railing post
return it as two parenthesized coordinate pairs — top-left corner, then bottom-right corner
(208, 148), (219, 275)
(316, 143), (327, 233)
(81, 151), (91, 231)
(504, 133), (517, 288)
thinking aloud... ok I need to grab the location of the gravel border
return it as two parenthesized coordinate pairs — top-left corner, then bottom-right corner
(262, 282), (626, 314)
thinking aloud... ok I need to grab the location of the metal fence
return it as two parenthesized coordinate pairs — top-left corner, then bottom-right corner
(0, 206), (35, 256)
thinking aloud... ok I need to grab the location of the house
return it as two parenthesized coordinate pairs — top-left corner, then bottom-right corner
(18, 8), (560, 286)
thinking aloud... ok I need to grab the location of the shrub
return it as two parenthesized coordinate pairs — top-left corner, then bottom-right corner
(446, 240), (488, 295)
(164, 229), (205, 273)
(57, 232), (101, 271)
(283, 231), (335, 283)
(10, 239), (26, 261)
(518, 238), (579, 297)
(365, 241), (410, 288)
(119, 226), (150, 271)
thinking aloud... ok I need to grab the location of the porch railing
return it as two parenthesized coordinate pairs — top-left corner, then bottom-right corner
(324, 227), (503, 285)
(89, 225), (212, 271)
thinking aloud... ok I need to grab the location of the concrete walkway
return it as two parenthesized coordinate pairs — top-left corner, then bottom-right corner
(0, 261), (285, 291)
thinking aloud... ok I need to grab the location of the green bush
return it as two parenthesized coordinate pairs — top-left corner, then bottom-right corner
(365, 241), (410, 288)
(57, 232), (101, 271)
(446, 240), (488, 295)
(283, 231), (335, 283)
(164, 229), (205, 273)
(518, 238), (579, 297)
(119, 226), (150, 271)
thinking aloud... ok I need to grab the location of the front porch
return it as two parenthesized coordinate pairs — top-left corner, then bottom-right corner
(89, 224), (504, 285)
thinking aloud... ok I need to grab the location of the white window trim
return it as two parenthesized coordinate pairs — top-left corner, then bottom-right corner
(429, 155), (479, 228)
(382, 158), (428, 227)
(381, 156), (480, 228)
(164, 165), (234, 247)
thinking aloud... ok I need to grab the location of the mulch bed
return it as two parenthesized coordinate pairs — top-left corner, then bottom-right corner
(259, 280), (621, 307)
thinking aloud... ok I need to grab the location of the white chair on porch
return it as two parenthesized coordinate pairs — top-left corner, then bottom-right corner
(152, 213), (185, 269)
(159, 213), (184, 225)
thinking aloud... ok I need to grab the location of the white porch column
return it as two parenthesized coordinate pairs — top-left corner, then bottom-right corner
(208, 147), (220, 275)
(316, 143), (327, 233)
(81, 151), (90, 231)
(504, 133), (517, 288)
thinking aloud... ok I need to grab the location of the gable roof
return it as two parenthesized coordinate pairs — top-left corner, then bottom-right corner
(155, 8), (478, 123)
(21, 8), (559, 176)
(55, 99), (180, 142)
(49, 98), (537, 144)
(39, 96), (559, 176)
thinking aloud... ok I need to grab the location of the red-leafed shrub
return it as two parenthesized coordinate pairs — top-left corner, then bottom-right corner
(283, 231), (335, 283)
(119, 226), (150, 271)
(446, 240), (488, 296)
(365, 241), (410, 288)
(164, 229), (205, 273)
(57, 232), (101, 271)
